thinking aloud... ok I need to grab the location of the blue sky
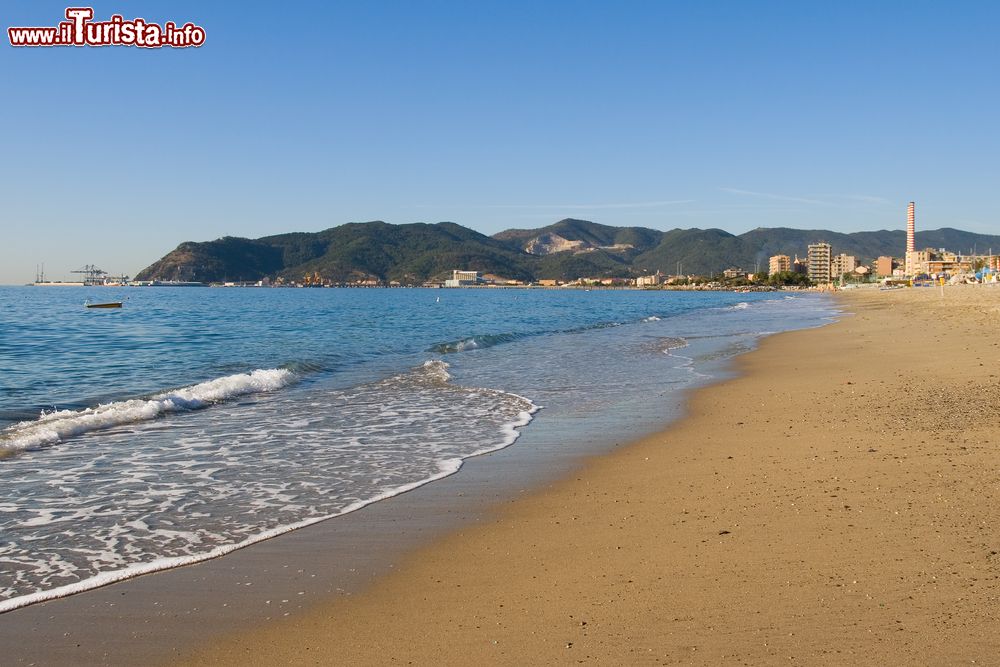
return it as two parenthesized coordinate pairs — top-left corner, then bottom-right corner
(2, 1), (998, 283)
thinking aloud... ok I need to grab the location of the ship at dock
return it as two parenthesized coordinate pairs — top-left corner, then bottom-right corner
(31, 264), (130, 287)
(30, 265), (201, 287)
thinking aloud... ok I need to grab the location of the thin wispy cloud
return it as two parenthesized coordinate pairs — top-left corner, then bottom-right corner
(493, 199), (695, 210)
(719, 188), (829, 206)
(410, 200), (694, 210)
(838, 194), (893, 206)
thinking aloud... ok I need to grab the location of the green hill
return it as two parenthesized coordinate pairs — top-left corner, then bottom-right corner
(134, 237), (284, 283)
(632, 228), (754, 275)
(136, 221), (536, 283)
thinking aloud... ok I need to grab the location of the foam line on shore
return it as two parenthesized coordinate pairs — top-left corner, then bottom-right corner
(431, 309), (677, 354)
(0, 381), (540, 614)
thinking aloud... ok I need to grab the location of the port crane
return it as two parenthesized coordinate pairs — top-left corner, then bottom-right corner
(71, 265), (109, 286)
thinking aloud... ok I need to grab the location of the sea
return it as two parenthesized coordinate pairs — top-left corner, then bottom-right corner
(0, 285), (838, 613)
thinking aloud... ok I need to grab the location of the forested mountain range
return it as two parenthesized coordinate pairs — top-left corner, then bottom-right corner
(135, 218), (1000, 283)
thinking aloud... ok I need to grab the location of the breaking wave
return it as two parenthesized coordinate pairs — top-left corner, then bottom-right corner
(0, 369), (295, 456)
(429, 332), (528, 353)
(430, 320), (626, 355)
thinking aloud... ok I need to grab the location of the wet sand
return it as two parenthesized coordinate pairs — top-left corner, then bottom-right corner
(180, 286), (1000, 665)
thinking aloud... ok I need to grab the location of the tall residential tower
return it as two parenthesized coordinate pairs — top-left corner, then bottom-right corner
(807, 242), (832, 284)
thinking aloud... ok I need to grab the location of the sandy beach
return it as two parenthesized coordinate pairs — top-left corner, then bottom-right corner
(176, 286), (1000, 665)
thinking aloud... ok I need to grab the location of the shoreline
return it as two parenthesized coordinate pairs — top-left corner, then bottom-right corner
(6, 287), (997, 664)
(0, 393), (591, 666)
(0, 294), (800, 665)
(0, 310), (741, 663)
(178, 286), (1000, 665)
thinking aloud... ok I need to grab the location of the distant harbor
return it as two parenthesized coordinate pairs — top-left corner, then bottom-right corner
(32, 280), (205, 287)
(30, 264), (130, 287)
(31, 264), (204, 287)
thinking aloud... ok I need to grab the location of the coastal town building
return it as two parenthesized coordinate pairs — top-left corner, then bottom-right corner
(899, 247), (999, 279)
(768, 255), (791, 275)
(830, 253), (858, 279)
(722, 267), (746, 279)
(876, 256), (895, 277)
(444, 270), (482, 287)
(905, 249), (932, 276)
(481, 274), (525, 286)
(792, 255), (808, 275)
(636, 271), (663, 287)
(925, 254), (974, 276)
(807, 243), (832, 284)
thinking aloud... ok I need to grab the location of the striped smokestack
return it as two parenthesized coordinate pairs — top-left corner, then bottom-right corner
(906, 201), (915, 253)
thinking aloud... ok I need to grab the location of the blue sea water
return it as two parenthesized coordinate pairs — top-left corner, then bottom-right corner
(0, 285), (837, 611)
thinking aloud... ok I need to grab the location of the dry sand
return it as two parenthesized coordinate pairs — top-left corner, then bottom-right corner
(181, 286), (1000, 665)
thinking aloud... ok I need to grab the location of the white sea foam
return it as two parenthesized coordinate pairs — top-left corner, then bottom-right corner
(0, 369), (294, 454)
(657, 337), (690, 353)
(0, 361), (539, 614)
(0, 466), (463, 614)
(420, 359), (452, 381)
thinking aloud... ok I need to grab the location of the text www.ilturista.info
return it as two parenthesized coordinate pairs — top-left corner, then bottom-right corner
(8, 7), (205, 48)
